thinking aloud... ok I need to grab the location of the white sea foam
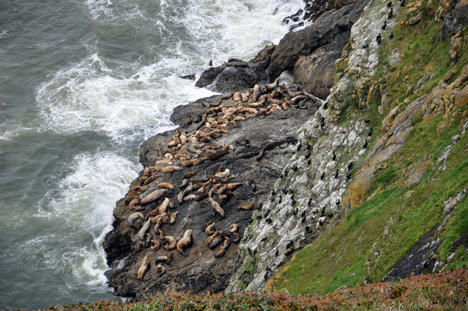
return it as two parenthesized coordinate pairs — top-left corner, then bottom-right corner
(35, 152), (139, 287)
(183, 0), (305, 63)
(36, 53), (214, 142)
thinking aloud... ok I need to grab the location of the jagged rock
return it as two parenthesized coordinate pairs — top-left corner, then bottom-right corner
(104, 87), (317, 298)
(195, 0), (369, 95)
(437, 0), (468, 40)
(195, 61), (270, 93)
(294, 45), (341, 99)
(266, 0), (369, 80)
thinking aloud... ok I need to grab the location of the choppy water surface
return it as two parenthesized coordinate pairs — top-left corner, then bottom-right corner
(0, 0), (305, 309)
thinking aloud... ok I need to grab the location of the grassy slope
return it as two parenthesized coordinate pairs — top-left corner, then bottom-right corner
(266, 0), (468, 296)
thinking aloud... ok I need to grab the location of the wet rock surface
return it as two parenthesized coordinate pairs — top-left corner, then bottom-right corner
(103, 83), (320, 298)
(195, 0), (369, 97)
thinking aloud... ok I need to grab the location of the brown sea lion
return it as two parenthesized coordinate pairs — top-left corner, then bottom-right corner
(129, 197), (141, 210)
(150, 240), (161, 251)
(229, 223), (239, 233)
(231, 232), (240, 243)
(201, 220), (213, 231)
(155, 159), (173, 166)
(161, 165), (183, 174)
(152, 218), (163, 233)
(209, 196), (225, 218)
(209, 234), (224, 249)
(137, 219), (151, 240)
(264, 78), (279, 91)
(155, 253), (173, 264)
(163, 236), (177, 250)
(205, 222), (216, 235)
(140, 189), (168, 205)
(128, 212), (144, 228)
(168, 211), (179, 224)
(182, 171), (196, 179)
(238, 202), (254, 210)
(137, 255), (150, 280)
(157, 182), (175, 190)
(177, 230), (193, 256)
(155, 264), (166, 276)
(253, 84), (262, 100)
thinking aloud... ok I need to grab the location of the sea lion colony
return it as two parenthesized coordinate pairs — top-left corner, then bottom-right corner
(122, 80), (321, 280)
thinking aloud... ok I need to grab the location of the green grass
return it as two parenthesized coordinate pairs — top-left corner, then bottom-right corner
(267, 0), (468, 293)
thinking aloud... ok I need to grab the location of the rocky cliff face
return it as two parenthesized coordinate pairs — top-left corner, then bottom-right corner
(260, 0), (468, 295)
(104, 0), (468, 299)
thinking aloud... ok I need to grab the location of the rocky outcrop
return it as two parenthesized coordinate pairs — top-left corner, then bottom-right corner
(437, 0), (468, 40)
(103, 84), (320, 298)
(226, 0), (399, 293)
(195, 0), (369, 98)
(105, 0), (468, 299)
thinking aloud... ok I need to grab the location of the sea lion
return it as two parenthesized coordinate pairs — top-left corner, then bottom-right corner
(208, 150), (229, 161)
(215, 168), (230, 179)
(163, 236), (177, 250)
(181, 158), (196, 167)
(177, 190), (185, 204)
(231, 232), (240, 243)
(137, 255), (150, 280)
(253, 84), (262, 100)
(129, 197), (141, 210)
(209, 233), (224, 250)
(140, 189), (168, 205)
(215, 247), (226, 258)
(182, 171), (196, 179)
(226, 182), (243, 192)
(158, 182), (175, 190)
(158, 197), (171, 214)
(160, 213), (170, 224)
(201, 220), (213, 231)
(184, 193), (208, 202)
(137, 219), (151, 240)
(146, 197), (170, 218)
(229, 224), (239, 233)
(150, 240), (161, 251)
(205, 222), (216, 235)
(179, 178), (189, 188)
(215, 236), (231, 258)
(205, 231), (220, 247)
(152, 218), (163, 233)
(264, 78), (279, 91)
(192, 157), (208, 166)
(155, 264), (166, 276)
(218, 191), (233, 206)
(128, 212), (144, 228)
(143, 174), (158, 186)
(209, 196), (225, 218)
(177, 230), (193, 256)
(233, 92), (241, 102)
(143, 233), (152, 248)
(161, 165), (183, 173)
(155, 253), (173, 264)
(158, 228), (165, 239)
(155, 159), (173, 166)
(168, 211), (179, 224)
(238, 202), (254, 210)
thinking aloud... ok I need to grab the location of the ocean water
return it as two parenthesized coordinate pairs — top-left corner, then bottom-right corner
(0, 0), (306, 309)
